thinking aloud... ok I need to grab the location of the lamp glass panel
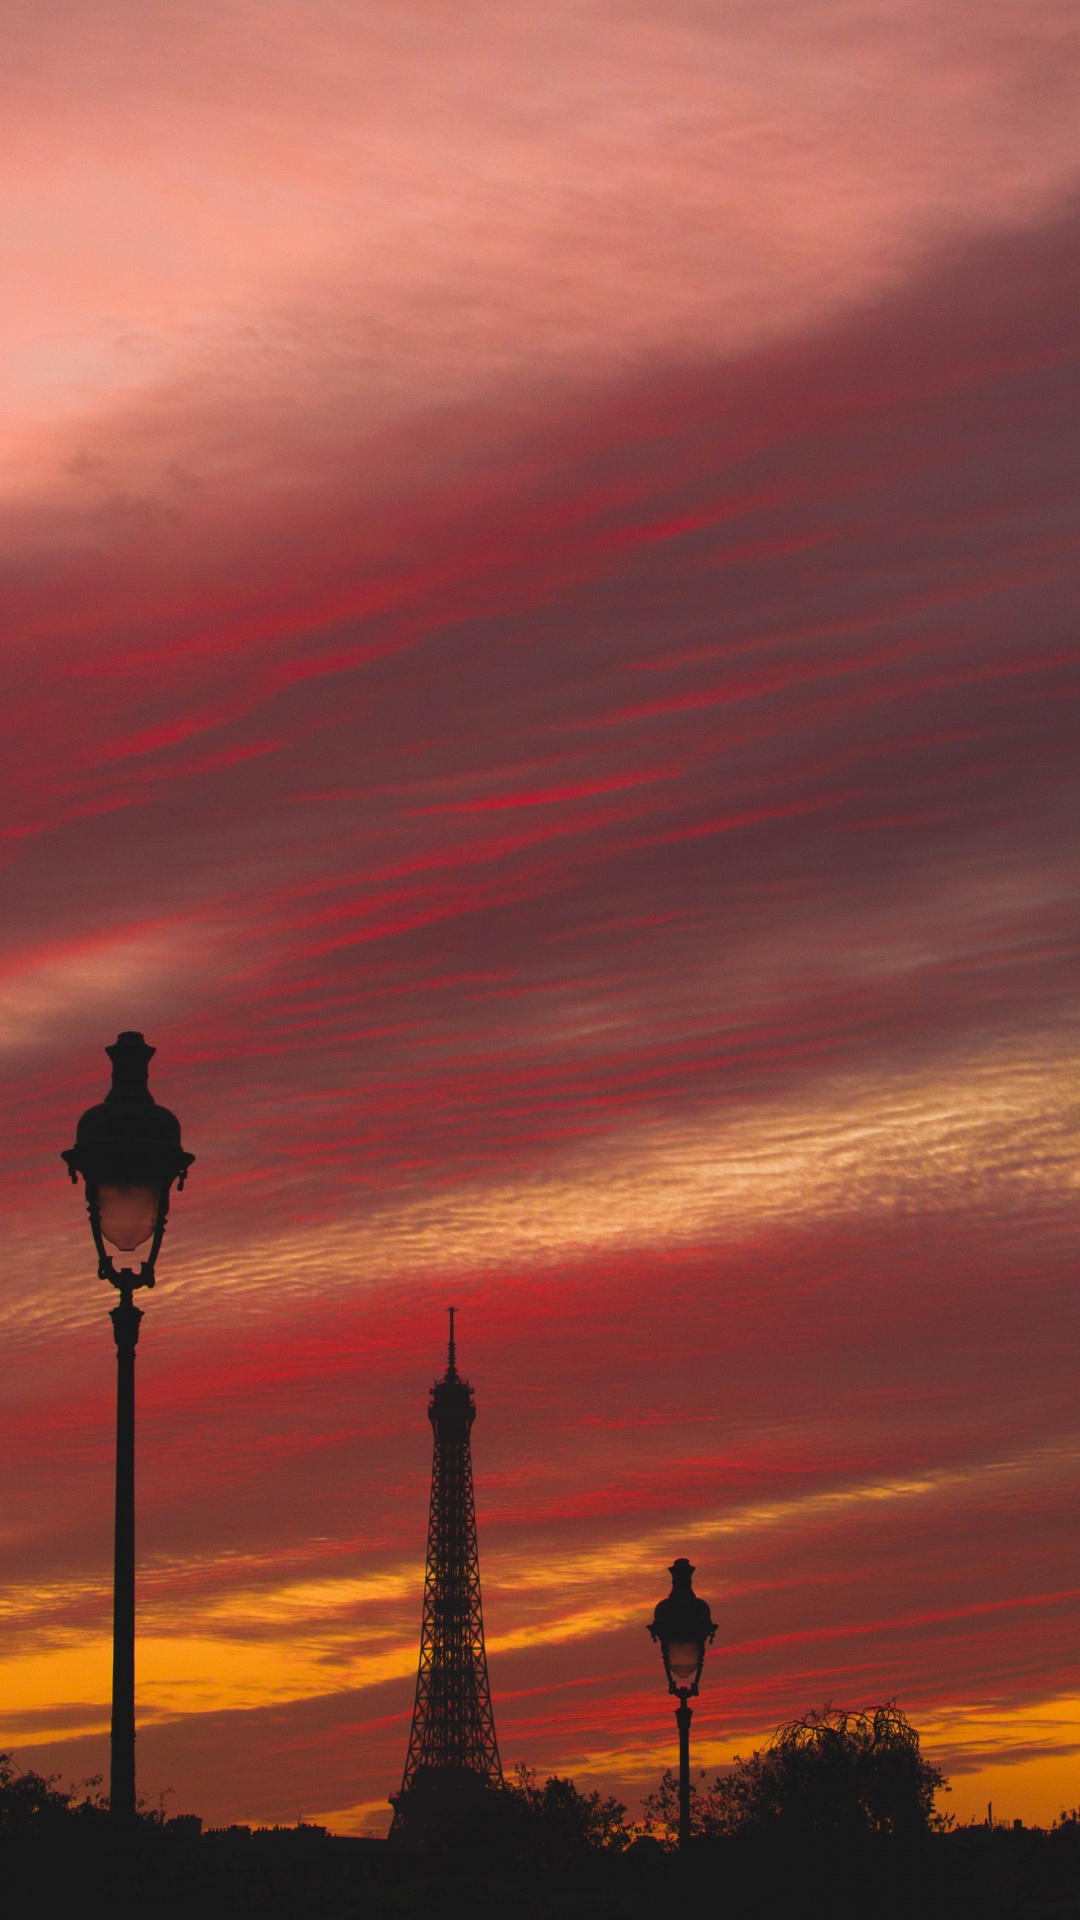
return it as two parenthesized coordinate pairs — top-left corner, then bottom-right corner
(97, 1183), (160, 1252)
(666, 1640), (702, 1682)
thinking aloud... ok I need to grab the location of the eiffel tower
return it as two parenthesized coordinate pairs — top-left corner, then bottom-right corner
(390, 1311), (502, 1839)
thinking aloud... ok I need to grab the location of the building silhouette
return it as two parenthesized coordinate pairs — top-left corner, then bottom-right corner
(389, 1311), (502, 1840)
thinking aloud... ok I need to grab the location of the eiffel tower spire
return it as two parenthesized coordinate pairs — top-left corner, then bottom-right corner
(390, 1312), (501, 1837)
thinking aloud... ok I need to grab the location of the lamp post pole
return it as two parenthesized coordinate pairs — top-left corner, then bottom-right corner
(110, 1291), (142, 1823)
(647, 1557), (717, 1853)
(63, 1033), (193, 1827)
(675, 1691), (692, 1851)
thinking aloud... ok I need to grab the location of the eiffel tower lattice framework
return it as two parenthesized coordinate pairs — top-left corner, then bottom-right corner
(390, 1311), (502, 1838)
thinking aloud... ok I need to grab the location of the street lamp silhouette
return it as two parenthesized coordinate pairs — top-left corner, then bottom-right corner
(648, 1558), (717, 1850)
(62, 1033), (193, 1825)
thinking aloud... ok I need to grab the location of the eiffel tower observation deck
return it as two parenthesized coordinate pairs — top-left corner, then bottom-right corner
(389, 1311), (502, 1841)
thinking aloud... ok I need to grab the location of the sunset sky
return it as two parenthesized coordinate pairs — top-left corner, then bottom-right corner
(2, 0), (1079, 1836)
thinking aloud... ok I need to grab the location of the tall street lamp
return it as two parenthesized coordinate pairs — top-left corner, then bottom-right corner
(62, 1033), (193, 1825)
(648, 1558), (717, 1850)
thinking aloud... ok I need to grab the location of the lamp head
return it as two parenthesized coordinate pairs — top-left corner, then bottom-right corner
(62, 1033), (194, 1291)
(647, 1557), (717, 1697)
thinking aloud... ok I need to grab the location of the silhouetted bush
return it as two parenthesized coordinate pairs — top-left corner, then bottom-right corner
(0, 1749), (108, 1840)
(645, 1702), (949, 1846)
(503, 1764), (631, 1865)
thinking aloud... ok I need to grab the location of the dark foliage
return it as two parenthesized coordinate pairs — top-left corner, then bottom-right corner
(644, 1702), (949, 1846)
(387, 1766), (630, 1866)
(0, 1750), (108, 1839)
(14, 1737), (1080, 1919)
(640, 1765), (710, 1843)
(503, 1764), (631, 1865)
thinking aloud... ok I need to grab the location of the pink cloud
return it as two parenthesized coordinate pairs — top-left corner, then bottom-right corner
(0, 40), (1078, 1830)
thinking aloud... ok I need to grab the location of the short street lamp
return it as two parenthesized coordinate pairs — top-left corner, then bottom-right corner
(647, 1558), (717, 1850)
(62, 1033), (193, 1824)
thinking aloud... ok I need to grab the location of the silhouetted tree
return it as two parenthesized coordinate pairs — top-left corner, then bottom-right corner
(640, 1766), (711, 1842)
(504, 1765), (631, 1865)
(0, 1752), (106, 1840)
(645, 1704), (949, 1846)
